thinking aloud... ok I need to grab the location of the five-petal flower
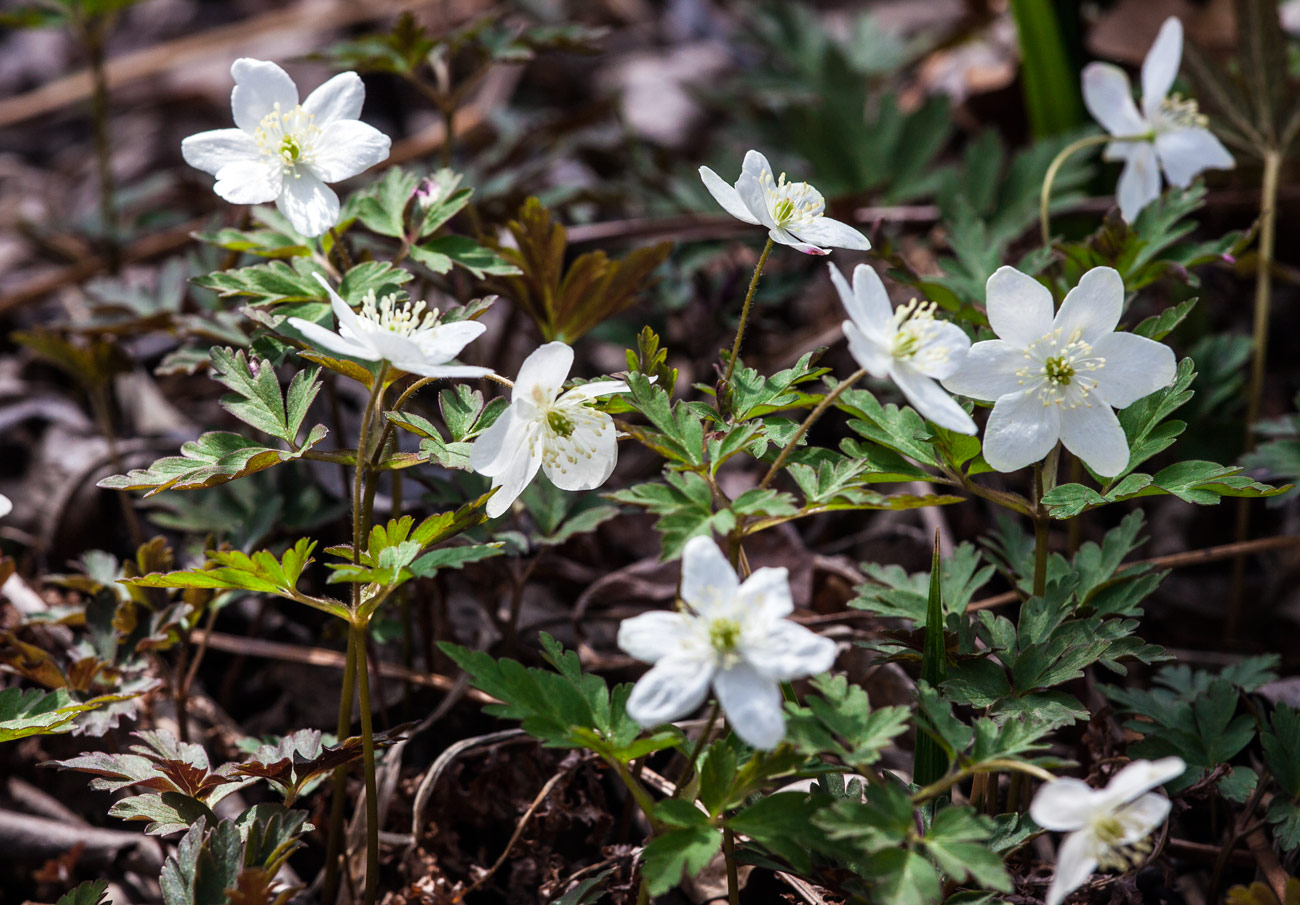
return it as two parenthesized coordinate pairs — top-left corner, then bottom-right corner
(288, 274), (490, 379)
(830, 262), (975, 434)
(182, 59), (391, 237)
(1030, 757), (1185, 905)
(469, 342), (629, 519)
(942, 266), (1175, 477)
(1082, 17), (1233, 222)
(700, 150), (870, 255)
(618, 535), (838, 750)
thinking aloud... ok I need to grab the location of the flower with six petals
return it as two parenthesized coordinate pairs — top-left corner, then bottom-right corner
(1082, 17), (1233, 222)
(1030, 757), (1185, 905)
(617, 535), (838, 750)
(829, 262), (975, 435)
(469, 342), (629, 519)
(288, 274), (490, 379)
(699, 150), (870, 255)
(182, 59), (391, 237)
(942, 266), (1175, 477)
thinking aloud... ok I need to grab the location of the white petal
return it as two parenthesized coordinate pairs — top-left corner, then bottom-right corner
(544, 414), (619, 491)
(892, 364), (976, 434)
(941, 340), (1026, 401)
(1155, 127), (1235, 187)
(400, 364), (493, 379)
(907, 320), (970, 380)
(1053, 267), (1124, 344)
(1045, 830), (1100, 905)
(1090, 332), (1177, 408)
(626, 656), (715, 727)
(1116, 793), (1172, 844)
(788, 216), (870, 252)
(844, 321), (893, 378)
(830, 262), (892, 340)
(1141, 18), (1183, 116)
(414, 320), (487, 364)
(483, 420), (544, 519)
(982, 390), (1061, 473)
(736, 567), (794, 621)
(288, 317), (376, 362)
(231, 58), (298, 133)
(212, 159), (281, 205)
(1058, 400), (1129, 477)
(277, 171), (340, 237)
(313, 273), (368, 340)
(737, 150), (777, 228)
(769, 227), (828, 255)
(700, 165), (760, 225)
(680, 535), (740, 618)
(560, 380), (631, 403)
(310, 120), (391, 183)
(741, 149), (774, 185)
(181, 128), (261, 175)
(984, 266), (1054, 347)
(713, 664), (786, 750)
(743, 621), (837, 682)
(1030, 778), (1100, 831)
(1082, 63), (1147, 136)
(1096, 757), (1186, 811)
(302, 71), (365, 125)
(514, 342), (573, 404)
(470, 406), (522, 475)
(0, 494), (10, 519)
(1116, 142), (1162, 223)
(617, 611), (694, 664)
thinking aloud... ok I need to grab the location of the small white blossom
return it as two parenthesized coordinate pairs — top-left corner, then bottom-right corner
(0, 494), (10, 519)
(288, 274), (490, 379)
(1030, 757), (1185, 905)
(469, 342), (629, 519)
(1082, 17), (1233, 222)
(699, 150), (870, 255)
(182, 59), (391, 237)
(942, 266), (1175, 476)
(829, 262), (975, 435)
(618, 536), (838, 750)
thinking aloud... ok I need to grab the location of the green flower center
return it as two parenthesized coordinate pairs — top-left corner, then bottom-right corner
(1093, 815), (1126, 846)
(547, 410), (576, 437)
(1044, 355), (1075, 385)
(708, 618), (742, 654)
(280, 135), (301, 162)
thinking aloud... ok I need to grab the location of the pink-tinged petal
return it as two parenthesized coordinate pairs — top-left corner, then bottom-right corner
(788, 216), (870, 252)
(514, 341), (574, 405)
(1044, 830), (1100, 905)
(231, 58), (298, 133)
(700, 165), (760, 225)
(1141, 18), (1184, 116)
(1030, 778), (1101, 831)
(617, 611), (695, 664)
(714, 664), (785, 750)
(769, 227), (827, 255)
(544, 412), (618, 491)
(1058, 400), (1129, 477)
(892, 364), (976, 434)
(844, 320), (892, 378)
(1095, 757), (1186, 811)
(212, 159), (281, 205)
(181, 128), (261, 175)
(743, 621), (837, 682)
(1090, 332), (1176, 408)
(736, 567), (794, 621)
(310, 120), (391, 182)
(277, 171), (339, 237)
(942, 340), (1026, 401)
(1155, 127), (1234, 187)
(287, 317), (375, 362)
(302, 70), (365, 125)
(626, 655), (715, 728)
(1116, 142), (1162, 223)
(1054, 266), (1124, 344)
(1082, 63), (1146, 137)
(984, 266), (1054, 347)
(680, 535), (740, 618)
(982, 389), (1061, 473)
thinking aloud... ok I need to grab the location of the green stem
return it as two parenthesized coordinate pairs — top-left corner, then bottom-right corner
(912, 759), (1056, 804)
(1039, 132), (1140, 249)
(352, 367), (389, 561)
(677, 701), (721, 792)
(322, 629), (359, 905)
(611, 758), (660, 831)
(723, 828), (741, 905)
(352, 619), (381, 905)
(82, 16), (119, 272)
(722, 237), (775, 387)
(1033, 463), (1050, 598)
(759, 368), (870, 490)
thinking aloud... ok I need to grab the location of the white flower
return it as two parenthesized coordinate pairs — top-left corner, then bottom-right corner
(0, 494), (10, 519)
(469, 342), (629, 519)
(942, 266), (1175, 477)
(288, 274), (490, 379)
(181, 59), (391, 237)
(699, 150), (870, 255)
(1082, 17), (1233, 222)
(1030, 757), (1185, 905)
(829, 262), (975, 435)
(617, 536), (837, 750)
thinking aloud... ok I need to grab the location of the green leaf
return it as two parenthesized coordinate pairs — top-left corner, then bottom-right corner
(192, 258), (326, 306)
(916, 537), (949, 786)
(642, 807), (721, 896)
(1268, 799), (1300, 852)
(413, 235), (518, 279)
(338, 261), (414, 300)
(160, 818), (243, 905)
(852, 542), (994, 622)
(109, 791), (219, 836)
(867, 847), (943, 905)
(354, 167), (419, 238)
(922, 807), (1012, 891)
(607, 471), (731, 560)
(835, 385), (939, 467)
(784, 674), (909, 771)
(0, 687), (132, 742)
(56, 880), (110, 905)
(209, 347), (320, 444)
(1263, 705), (1300, 797)
(1008, 0), (1083, 137)
(1043, 458), (1286, 519)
